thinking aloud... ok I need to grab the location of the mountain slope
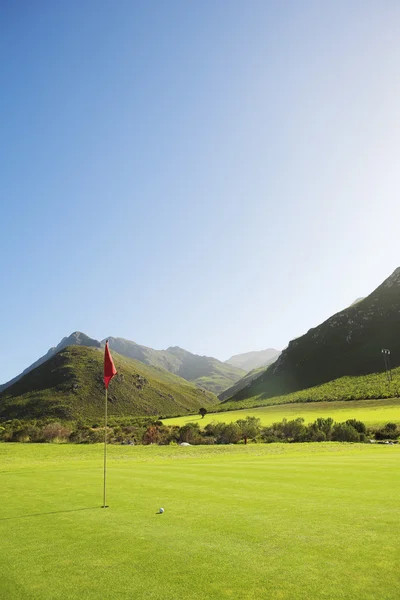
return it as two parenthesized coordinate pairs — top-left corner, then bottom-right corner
(0, 332), (101, 392)
(230, 267), (400, 403)
(105, 338), (245, 394)
(0, 346), (218, 421)
(225, 349), (280, 372)
(104, 338), (181, 372)
(218, 366), (266, 402)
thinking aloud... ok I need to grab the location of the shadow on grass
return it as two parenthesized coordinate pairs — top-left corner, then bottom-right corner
(0, 506), (100, 521)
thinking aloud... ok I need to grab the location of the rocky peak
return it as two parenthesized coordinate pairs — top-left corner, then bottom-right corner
(382, 267), (400, 288)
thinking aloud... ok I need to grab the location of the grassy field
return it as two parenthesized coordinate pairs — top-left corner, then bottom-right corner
(163, 397), (400, 428)
(1, 443), (400, 599)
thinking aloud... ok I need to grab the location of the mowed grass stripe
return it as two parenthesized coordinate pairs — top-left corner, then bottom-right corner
(163, 397), (400, 428)
(0, 444), (399, 599)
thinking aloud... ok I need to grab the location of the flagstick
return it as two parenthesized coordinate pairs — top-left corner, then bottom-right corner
(102, 387), (108, 508)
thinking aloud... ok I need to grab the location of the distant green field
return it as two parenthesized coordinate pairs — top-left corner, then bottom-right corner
(1, 443), (400, 599)
(163, 397), (400, 428)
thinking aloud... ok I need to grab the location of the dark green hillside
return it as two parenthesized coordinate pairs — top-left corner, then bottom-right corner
(0, 346), (218, 422)
(106, 338), (245, 395)
(0, 331), (101, 392)
(231, 267), (400, 403)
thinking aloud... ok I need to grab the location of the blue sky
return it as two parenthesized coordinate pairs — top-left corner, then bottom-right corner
(1, 1), (400, 382)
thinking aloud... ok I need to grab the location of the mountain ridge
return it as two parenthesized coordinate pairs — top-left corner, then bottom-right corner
(105, 338), (245, 394)
(0, 345), (218, 421)
(0, 332), (101, 392)
(1, 333), (246, 397)
(225, 348), (280, 372)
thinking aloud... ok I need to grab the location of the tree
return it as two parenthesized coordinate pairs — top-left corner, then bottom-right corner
(179, 423), (202, 445)
(199, 407), (208, 419)
(345, 419), (366, 434)
(314, 417), (334, 439)
(375, 422), (399, 440)
(218, 423), (241, 444)
(236, 416), (261, 444)
(280, 418), (307, 442)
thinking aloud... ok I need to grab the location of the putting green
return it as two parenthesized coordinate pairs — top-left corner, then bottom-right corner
(163, 397), (400, 428)
(1, 443), (399, 599)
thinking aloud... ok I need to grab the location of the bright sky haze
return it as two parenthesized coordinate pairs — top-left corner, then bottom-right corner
(1, 1), (400, 382)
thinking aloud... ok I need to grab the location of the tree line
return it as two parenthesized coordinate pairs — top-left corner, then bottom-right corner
(0, 416), (399, 444)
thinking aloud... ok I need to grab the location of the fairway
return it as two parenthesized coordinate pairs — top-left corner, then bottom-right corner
(164, 397), (400, 428)
(1, 444), (400, 599)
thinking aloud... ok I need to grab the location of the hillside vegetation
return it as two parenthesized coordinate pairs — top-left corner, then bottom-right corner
(220, 366), (400, 412)
(0, 332), (101, 392)
(0, 346), (217, 421)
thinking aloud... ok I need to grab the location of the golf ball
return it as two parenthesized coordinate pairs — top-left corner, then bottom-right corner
(159, 508), (164, 513)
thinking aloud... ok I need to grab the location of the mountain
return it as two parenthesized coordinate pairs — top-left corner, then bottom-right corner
(105, 338), (245, 395)
(229, 267), (400, 403)
(0, 346), (218, 422)
(0, 332), (101, 392)
(218, 366), (266, 402)
(225, 349), (281, 372)
(104, 338), (181, 372)
(1, 333), (244, 397)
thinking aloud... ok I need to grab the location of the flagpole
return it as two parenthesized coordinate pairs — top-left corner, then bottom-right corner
(102, 340), (116, 509)
(103, 386), (108, 508)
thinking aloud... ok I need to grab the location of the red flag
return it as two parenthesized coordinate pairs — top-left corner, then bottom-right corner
(104, 341), (117, 389)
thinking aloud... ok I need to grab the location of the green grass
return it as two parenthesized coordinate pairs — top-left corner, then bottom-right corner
(163, 397), (400, 428)
(1, 443), (400, 599)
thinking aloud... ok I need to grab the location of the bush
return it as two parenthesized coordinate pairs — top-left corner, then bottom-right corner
(345, 419), (367, 434)
(375, 422), (399, 440)
(313, 418), (334, 439)
(40, 422), (72, 443)
(308, 429), (326, 442)
(178, 423), (202, 445)
(218, 423), (241, 444)
(236, 416), (261, 441)
(331, 423), (360, 442)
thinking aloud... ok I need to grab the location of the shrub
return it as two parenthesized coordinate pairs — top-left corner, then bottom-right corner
(40, 422), (72, 443)
(331, 423), (360, 442)
(345, 419), (367, 434)
(313, 418), (334, 439)
(178, 423), (202, 445)
(308, 429), (326, 442)
(236, 417), (261, 441)
(375, 422), (399, 440)
(218, 423), (241, 444)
